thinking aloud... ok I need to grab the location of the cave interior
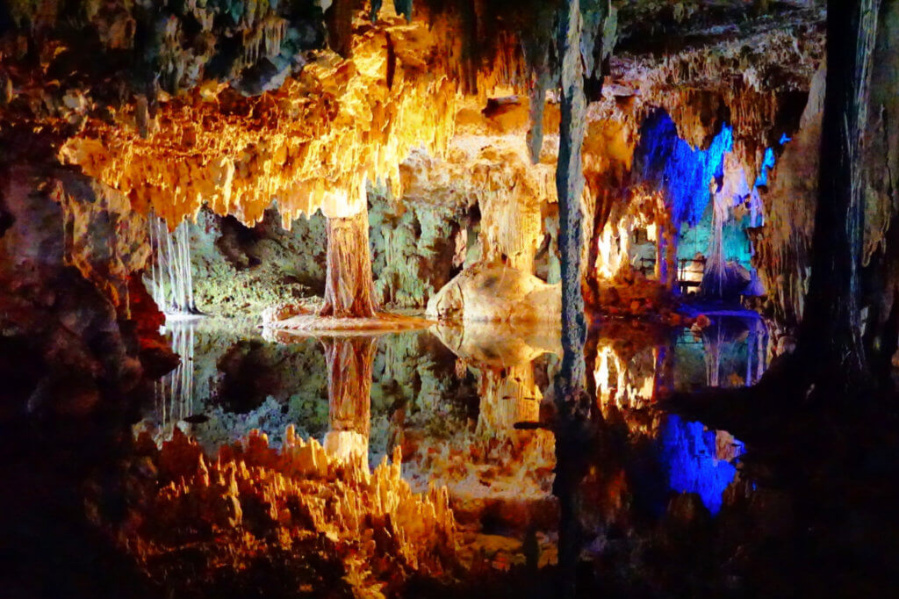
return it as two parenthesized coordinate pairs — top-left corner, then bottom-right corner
(2, 0), (899, 597)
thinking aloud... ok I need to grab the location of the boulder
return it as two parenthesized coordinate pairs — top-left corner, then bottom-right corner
(426, 263), (561, 324)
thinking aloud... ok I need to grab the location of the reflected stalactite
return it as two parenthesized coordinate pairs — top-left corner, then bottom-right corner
(653, 344), (675, 399)
(696, 315), (771, 388)
(592, 334), (675, 434)
(153, 321), (197, 441)
(477, 363), (542, 433)
(322, 335), (377, 467)
(585, 322), (752, 521)
(411, 323), (557, 532)
(746, 317), (770, 386)
(705, 325), (723, 388)
(116, 426), (457, 596)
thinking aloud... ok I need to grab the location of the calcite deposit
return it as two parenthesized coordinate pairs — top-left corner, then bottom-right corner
(6, 1), (899, 598)
(119, 427), (457, 597)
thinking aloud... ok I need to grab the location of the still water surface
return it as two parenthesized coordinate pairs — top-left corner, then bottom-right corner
(141, 313), (768, 536)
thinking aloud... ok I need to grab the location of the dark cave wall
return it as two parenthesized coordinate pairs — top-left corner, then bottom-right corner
(0, 165), (169, 599)
(757, 0), (899, 338)
(0, 164), (165, 413)
(3, 0), (327, 97)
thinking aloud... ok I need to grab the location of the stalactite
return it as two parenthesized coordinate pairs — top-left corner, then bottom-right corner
(702, 183), (728, 298)
(62, 15), (460, 231)
(521, 2), (555, 165)
(326, 0), (362, 57)
(145, 215), (197, 315)
(394, 0), (413, 21)
(526, 70), (548, 164)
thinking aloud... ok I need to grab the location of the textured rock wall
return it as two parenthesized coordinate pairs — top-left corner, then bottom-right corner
(753, 66), (822, 326)
(189, 207), (325, 317)
(754, 1), (899, 335)
(369, 185), (464, 309)
(0, 166), (139, 411)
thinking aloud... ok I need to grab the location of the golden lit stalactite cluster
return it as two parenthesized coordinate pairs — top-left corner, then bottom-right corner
(60, 11), (457, 230)
(403, 92), (637, 305)
(117, 426), (457, 596)
(593, 190), (663, 282)
(415, 1), (537, 102)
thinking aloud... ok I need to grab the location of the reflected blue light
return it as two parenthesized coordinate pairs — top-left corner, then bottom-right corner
(779, 133), (792, 145)
(637, 112), (734, 227)
(659, 414), (744, 515)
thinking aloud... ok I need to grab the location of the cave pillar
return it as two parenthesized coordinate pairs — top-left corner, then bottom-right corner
(321, 209), (378, 318)
(554, 1), (607, 597)
(322, 336), (376, 466)
(555, 0), (589, 394)
(797, 0), (884, 394)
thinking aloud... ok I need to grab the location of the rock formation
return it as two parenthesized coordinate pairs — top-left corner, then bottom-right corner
(9, 1), (899, 597)
(118, 426), (457, 597)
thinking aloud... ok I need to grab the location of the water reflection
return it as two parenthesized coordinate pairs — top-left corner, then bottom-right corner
(419, 323), (558, 538)
(659, 414), (743, 515)
(592, 314), (763, 517)
(322, 336), (376, 469)
(142, 312), (768, 585)
(152, 319), (197, 439)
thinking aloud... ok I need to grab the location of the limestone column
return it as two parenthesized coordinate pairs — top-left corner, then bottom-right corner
(320, 184), (378, 318)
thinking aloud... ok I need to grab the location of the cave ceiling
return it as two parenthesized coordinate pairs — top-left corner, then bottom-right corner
(0, 0), (825, 229)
